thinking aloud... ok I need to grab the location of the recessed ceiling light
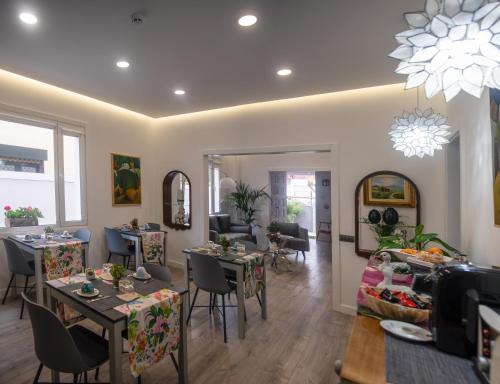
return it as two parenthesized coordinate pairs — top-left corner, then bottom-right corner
(116, 60), (130, 68)
(19, 12), (38, 25)
(277, 68), (292, 77)
(238, 14), (257, 27)
(174, 89), (186, 95)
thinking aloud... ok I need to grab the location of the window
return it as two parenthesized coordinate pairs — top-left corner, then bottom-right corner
(208, 158), (221, 214)
(0, 110), (86, 228)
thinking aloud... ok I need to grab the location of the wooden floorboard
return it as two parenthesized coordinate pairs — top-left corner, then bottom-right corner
(0, 240), (353, 384)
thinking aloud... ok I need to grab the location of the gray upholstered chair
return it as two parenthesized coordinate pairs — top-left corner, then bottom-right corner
(74, 228), (91, 267)
(22, 293), (109, 383)
(275, 222), (310, 260)
(2, 238), (35, 319)
(187, 252), (237, 343)
(143, 262), (172, 285)
(105, 228), (133, 268)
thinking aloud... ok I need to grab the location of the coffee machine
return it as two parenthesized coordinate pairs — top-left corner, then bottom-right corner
(432, 264), (500, 358)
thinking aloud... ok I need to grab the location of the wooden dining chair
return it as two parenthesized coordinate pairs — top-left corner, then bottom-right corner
(22, 293), (109, 383)
(1, 238), (36, 319)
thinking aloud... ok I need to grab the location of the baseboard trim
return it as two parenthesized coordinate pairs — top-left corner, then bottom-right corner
(167, 259), (184, 270)
(339, 304), (357, 316)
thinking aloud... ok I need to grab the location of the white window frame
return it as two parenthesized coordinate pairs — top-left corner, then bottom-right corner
(208, 158), (221, 214)
(0, 105), (87, 229)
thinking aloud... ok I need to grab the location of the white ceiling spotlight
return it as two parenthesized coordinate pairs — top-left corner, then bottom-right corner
(174, 89), (186, 95)
(19, 12), (38, 25)
(276, 68), (292, 76)
(389, 0), (500, 102)
(116, 60), (130, 69)
(389, 107), (451, 158)
(238, 14), (258, 27)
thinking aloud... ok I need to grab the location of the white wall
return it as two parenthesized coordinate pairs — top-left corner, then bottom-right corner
(151, 83), (449, 313)
(448, 92), (500, 266)
(0, 70), (155, 289)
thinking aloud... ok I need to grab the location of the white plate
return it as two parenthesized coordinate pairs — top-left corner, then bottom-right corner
(22, 239), (35, 243)
(60, 235), (73, 239)
(132, 272), (151, 280)
(75, 288), (100, 298)
(380, 320), (432, 342)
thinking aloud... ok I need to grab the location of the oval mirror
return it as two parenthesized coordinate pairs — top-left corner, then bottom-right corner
(355, 171), (420, 258)
(163, 171), (191, 230)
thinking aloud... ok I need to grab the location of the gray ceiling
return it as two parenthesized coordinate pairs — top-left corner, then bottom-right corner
(0, 0), (416, 117)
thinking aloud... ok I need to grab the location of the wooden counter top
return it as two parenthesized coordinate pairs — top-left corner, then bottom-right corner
(340, 315), (386, 384)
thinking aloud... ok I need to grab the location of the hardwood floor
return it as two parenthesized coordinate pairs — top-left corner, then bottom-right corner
(0, 240), (353, 384)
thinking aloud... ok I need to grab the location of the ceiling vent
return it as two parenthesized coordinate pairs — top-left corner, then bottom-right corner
(130, 12), (145, 25)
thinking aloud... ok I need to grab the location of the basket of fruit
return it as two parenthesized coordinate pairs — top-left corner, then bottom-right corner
(361, 287), (431, 324)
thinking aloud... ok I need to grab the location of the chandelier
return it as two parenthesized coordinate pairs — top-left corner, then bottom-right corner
(389, 105), (451, 158)
(389, 0), (500, 101)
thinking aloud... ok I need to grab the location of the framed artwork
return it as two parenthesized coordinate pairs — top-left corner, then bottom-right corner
(490, 89), (500, 226)
(363, 174), (416, 207)
(111, 153), (141, 206)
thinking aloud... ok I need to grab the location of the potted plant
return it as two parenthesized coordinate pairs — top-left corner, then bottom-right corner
(130, 218), (139, 231)
(4, 205), (44, 227)
(110, 264), (126, 288)
(224, 181), (270, 224)
(219, 235), (231, 253)
(44, 226), (55, 235)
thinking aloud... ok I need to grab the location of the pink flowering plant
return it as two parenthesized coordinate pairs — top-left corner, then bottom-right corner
(4, 205), (43, 219)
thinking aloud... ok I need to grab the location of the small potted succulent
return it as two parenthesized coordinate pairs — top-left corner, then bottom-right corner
(110, 264), (126, 288)
(4, 205), (44, 227)
(219, 235), (231, 253)
(130, 218), (139, 231)
(44, 226), (55, 241)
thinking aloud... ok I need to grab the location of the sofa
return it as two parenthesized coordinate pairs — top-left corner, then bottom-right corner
(275, 222), (310, 259)
(209, 214), (252, 242)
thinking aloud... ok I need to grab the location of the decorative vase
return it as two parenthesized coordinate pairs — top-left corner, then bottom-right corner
(368, 209), (381, 224)
(382, 208), (399, 225)
(5, 217), (39, 227)
(112, 277), (120, 289)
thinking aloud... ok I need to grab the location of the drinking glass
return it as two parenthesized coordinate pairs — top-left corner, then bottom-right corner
(119, 279), (134, 293)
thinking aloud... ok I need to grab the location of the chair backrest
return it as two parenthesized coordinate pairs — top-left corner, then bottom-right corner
(2, 238), (35, 276)
(143, 263), (172, 285)
(147, 223), (161, 230)
(74, 228), (91, 243)
(104, 228), (129, 255)
(190, 252), (231, 294)
(22, 293), (88, 373)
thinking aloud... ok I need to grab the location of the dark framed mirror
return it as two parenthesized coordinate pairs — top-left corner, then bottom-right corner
(355, 171), (420, 258)
(163, 171), (191, 230)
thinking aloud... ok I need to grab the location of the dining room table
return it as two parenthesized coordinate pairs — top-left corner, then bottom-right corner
(118, 228), (167, 267)
(45, 270), (188, 384)
(8, 234), (89, 304)
(182, 246), (267, 339)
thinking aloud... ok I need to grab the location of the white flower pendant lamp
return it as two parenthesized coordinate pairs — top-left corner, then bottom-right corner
(389, 89), (451, 158)
(389, 0), (500, 101)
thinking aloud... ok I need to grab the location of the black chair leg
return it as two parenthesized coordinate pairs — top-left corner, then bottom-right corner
(209, 293), (212, 314)
(222, 294), (227, 343)
(33, 363), (43, 384)
(169, 352), (179, 372)
(94, 367), (100, 381)
(256, 292), (262, 308)
(73, 373), (78, 383)
(20, 275), (29, 319)
(302, 251), (306, 260)
(126, 255), (131, 269)
(84, 371), (88, 383)
(2, 273), (14, 305)
(107, 252), (112, 263)
(212, 293), (217, 310)
(187, 287), (199, 324)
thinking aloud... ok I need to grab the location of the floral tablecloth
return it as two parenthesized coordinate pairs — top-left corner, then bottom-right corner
(142, 231), (164, 264)
(240, 253), (265, 299)
(43, 242), (84, 323)
(114, 288), (181, 377)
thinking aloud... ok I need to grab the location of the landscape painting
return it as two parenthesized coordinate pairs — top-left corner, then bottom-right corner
(490, 88), (500, 226)
(111, 153), (141, 205)
(363, 174), (415, 207)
